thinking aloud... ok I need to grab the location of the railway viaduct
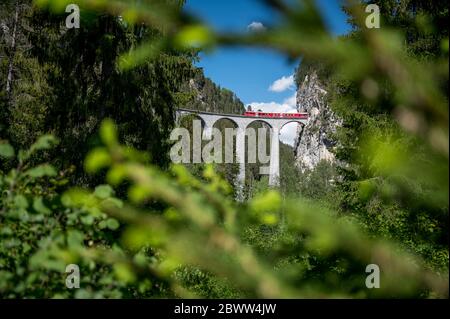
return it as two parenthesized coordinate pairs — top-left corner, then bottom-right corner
(175, 108), (308, 196)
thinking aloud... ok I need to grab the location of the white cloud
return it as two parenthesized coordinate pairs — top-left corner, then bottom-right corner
(249, 93), (297, 113)
(247, 21), (266, 32)
(284, 92), (297, 108)
(248, 93), (299, 146)
(269, 75), (295, 93)
(248, 101), (292, 114)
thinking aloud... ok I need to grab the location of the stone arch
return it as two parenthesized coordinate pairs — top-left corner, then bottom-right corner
(244, 120), (272, 179)
(177, 112), (206, 129)
(173, 113), (206, 164)
(211, 117), (239, 129)
(208, 117), (239, 165)
(244, 119), (273, 130)
(279, 119), (305, 130)
(278, 120), (304, 147)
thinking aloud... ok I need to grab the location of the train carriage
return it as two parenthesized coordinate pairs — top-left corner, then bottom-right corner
(244, 111), (308, 119)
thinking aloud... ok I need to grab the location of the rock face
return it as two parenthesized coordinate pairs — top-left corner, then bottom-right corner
(294, 71), (340, 171)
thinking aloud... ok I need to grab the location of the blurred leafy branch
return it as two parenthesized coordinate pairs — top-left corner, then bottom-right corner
(60, 119), (448, 298)
(1, 120), (447, 297)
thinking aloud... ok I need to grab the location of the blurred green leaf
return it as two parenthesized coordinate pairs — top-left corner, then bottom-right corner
(33, 197), (51, 215)
(100, 119), (118, 147)
(0, 143), (15, 159)
(25, 164), (57, 178)
(94, 185), (114, 199)
(29, 135), (58, 153)
(85, 148), (112, 174)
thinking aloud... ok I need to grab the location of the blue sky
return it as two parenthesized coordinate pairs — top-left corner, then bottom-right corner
(183, 0), (351, 144)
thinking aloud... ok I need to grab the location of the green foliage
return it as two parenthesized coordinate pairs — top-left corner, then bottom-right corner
(54, 120), (446, 298)
(0, 136), (170, 298)
(178, 68), (245, 115)
(0, 0), (447, 299)
(1, 2), (196, 186)
(0, 143), (15, 159)
(300, 0), (450, 272)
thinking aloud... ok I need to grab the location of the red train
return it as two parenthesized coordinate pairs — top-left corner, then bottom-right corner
(244, 111), (308, 119)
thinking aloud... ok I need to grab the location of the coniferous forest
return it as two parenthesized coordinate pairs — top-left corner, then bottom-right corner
(0, 0), (448, 300)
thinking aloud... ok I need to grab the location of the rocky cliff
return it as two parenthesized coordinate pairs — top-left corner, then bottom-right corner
(294, 71), (340, 171)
